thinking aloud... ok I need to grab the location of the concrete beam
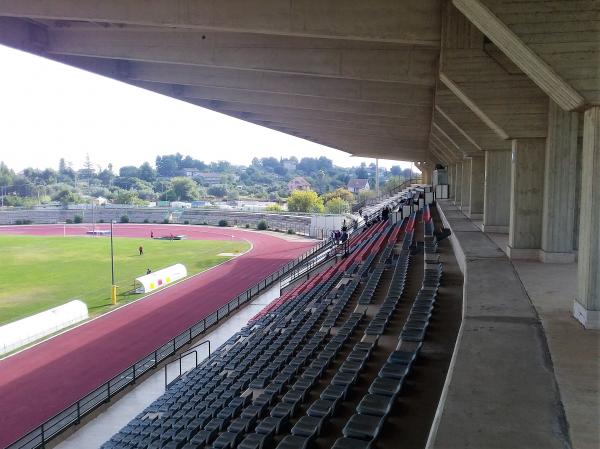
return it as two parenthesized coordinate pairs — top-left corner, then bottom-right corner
(440, 72), (510, 140)
(453, 0), (585, 111)
(49, 55), (435, 106)
(435, 85), (512, 151)
(41, 24), (439, 84)
(0, 0), (442, 46)
(222, 113), (423, 141)
(432, 138), (464, 165)
(430, 146), (451, 166)
(203, 109), (427, 160)
(137, 82), (433, 119)
(433, 110), (482, 156)
(431, 140), (460, 165)
(440, 49), (549, 138)
(434, 106), (483, 152)
(431, 127), (467, 160)
(189, 99), (424, 129)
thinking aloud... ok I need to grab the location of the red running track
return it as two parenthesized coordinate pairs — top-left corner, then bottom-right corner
(0, 224), (315, 447)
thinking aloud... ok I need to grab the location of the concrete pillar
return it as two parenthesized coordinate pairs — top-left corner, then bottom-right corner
(540, 100), (579, 263)
(507, 138), (546, 259)
(483, 150), (511, 233)
(469, 156), (485, 220)
(460, 161), (471, 214)
(574, 106), (600, 329)
(448, 164), (455, 199)
(454, 163), (462, 206)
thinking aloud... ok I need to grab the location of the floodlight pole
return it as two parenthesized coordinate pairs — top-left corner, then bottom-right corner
(110, 220), (117, 305)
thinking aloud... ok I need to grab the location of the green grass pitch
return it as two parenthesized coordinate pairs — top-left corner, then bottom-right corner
(0, 235), (250, 325)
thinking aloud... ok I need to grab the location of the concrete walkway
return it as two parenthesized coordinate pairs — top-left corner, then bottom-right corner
(513, 261), (599, 449)
(429, 201), (571, 449)
(433, 201), (599, 449)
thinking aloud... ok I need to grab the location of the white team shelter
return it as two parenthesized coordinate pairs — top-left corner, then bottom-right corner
(135, 264), (187, 294)
(0, 300), (89, 356)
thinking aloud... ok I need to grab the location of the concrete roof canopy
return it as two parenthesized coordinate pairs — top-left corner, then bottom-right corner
(0, 0), (443, 163)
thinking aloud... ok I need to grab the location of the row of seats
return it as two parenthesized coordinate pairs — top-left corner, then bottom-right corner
(102, 204), (440, 449)
(335, 223), (418, 448)
(249, 219), (390, 323)
(101, 214), (403, 449)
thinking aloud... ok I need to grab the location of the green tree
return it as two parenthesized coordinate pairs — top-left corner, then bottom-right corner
(358, 189), (376, 203)
(170, 177), (199, 201)
(325, 197), (350, 214)
(266, 204), (282, 212)
(321, 188), (354, 204)
(114, 189), (145, 205)
(227, 189), (240, 201)
(155, 154), (182, 177)
(119, 166), (140, 178)
(138, 162), (157, 182)
(0, 162), (15, 186)
(53, 189), (81, 205)
(207, 185), (228, 198)
(287, 190), (324, 213)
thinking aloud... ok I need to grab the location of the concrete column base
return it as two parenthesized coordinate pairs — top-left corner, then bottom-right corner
(468, 213), (483, 220)
(507, 246), (539, 260)
(573, 301), (600, 329)
(482, 225), (509, 234)
(539, 250), (576, 264)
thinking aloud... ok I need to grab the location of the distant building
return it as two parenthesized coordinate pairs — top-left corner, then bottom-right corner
(282, 159), (297, 171)
(196, 172), (223, 184)
(191, 200), (212, 208)
(182, 167), (201, 178)
(347, 178), (370, 193)
(288, 177), (311, 192)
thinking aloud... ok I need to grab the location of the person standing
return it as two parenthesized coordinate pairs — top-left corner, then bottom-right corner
(139, 245), (144, 256)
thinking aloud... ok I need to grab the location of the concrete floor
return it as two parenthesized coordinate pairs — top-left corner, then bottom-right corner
(53, 283), (283, 449)
(466, 218), (598, 448)
(514, 261), (599, 449)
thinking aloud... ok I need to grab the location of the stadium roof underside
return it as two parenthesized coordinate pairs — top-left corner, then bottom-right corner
(0, 1), (441, 162)
(0, 1), (596, 166)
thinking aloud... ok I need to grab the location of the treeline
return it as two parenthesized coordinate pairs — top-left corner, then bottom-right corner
(0, 153), (415, 208)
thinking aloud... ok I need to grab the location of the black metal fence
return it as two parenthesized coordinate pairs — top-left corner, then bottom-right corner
(7, 238), (332, 449)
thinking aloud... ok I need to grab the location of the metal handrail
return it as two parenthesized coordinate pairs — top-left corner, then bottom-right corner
(7, 237), (333, 449)
(164, 340), (211, 389)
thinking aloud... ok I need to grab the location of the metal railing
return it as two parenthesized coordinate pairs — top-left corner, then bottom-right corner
(352, 180), (413, 212)
(164, 340), (211, 389)
(7, 237), (333, 449)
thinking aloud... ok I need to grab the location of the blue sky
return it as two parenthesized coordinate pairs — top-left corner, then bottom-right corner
(0, 44), (412, 173)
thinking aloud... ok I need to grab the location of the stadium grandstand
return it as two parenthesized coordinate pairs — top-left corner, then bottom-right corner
(0, 2), (598, 449)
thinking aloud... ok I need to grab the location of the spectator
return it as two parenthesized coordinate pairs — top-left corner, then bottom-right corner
(382, 206), (390, 221)
(146, 268), (152, 275)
